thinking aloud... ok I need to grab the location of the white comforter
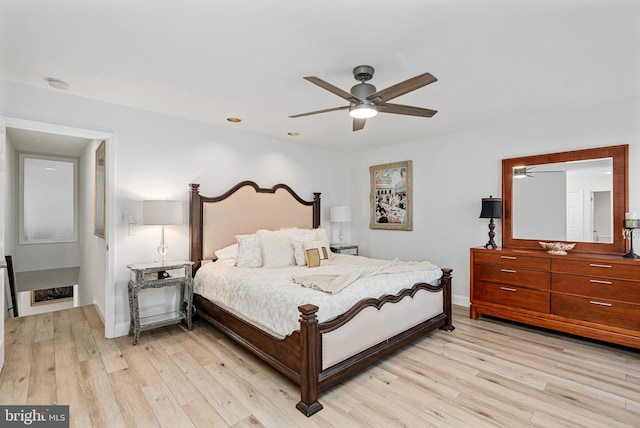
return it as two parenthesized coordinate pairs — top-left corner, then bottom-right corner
(193, 254), (443, 338)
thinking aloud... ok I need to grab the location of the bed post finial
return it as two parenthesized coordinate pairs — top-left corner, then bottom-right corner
(313, 193), (321, 228)
(297, 304), (323, 416)
(440, 268), (455, 332)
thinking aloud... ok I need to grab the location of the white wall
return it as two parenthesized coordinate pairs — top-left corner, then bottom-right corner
(78, 139), (107, 314)
(350, 97), (640, 305)
(0, 80), (351, 337)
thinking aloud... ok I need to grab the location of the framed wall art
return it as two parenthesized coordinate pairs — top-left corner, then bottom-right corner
(31, 286), (74, 306)
(94, 140), (106, 238)
(369, 160), (412, 230)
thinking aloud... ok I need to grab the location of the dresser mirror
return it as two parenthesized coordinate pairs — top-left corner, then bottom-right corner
(502, 145), (628, 254)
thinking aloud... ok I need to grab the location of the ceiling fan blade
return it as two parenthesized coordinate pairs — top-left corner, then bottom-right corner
(289, 105), (349, 118)
(378, 103), (437, 117)
(304, 76), (361, 103)
(353, 118), (366, 131)
(367, 72), (437, 103)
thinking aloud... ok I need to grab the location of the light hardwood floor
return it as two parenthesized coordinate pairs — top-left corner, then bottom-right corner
(1, 305), (639, 427)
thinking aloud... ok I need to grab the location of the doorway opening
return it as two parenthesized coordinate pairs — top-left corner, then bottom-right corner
(2, 118), (114, 336)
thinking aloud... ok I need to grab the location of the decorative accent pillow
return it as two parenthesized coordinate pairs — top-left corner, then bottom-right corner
(236, 234), (262, 268)
(257, 229), (296, 268)
(304, 240), (332, 267)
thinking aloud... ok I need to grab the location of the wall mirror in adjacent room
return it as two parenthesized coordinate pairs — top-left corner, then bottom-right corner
(502, 145), (628, 255)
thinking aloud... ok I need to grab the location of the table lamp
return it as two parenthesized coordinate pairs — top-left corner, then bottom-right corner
(143, 200), (183, 263)
(330, 205), (352, 247)
(624, 212), (640, 259)
(479, 196), (502, 249)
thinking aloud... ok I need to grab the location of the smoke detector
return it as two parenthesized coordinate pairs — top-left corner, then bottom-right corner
(44, 77), (69, 90)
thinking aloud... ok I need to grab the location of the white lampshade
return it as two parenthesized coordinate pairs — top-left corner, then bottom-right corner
(142, 200), (183, 225)
(330, 206), (352, 223)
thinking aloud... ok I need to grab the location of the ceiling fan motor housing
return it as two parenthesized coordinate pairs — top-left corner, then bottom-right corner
(353, 65), (375, 82)
(351, 83), (376, 101)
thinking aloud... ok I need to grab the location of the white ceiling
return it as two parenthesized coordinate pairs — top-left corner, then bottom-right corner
(1, 0), (639, 152)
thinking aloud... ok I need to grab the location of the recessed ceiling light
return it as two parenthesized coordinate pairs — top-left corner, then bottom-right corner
(44, 77), (69, 90)
(227, 117), (242, 123)
(287, 132), (300, 136)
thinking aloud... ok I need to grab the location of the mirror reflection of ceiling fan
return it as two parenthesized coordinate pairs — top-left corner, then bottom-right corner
(513, 166), (562, 178)
(289, 65), (438, 131)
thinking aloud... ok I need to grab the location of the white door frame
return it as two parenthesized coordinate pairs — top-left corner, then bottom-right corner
(3, 117), (117, 338)
(0, 114), (6, 371)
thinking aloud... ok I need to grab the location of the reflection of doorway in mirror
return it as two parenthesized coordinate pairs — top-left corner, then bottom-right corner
(566, 191), (583, 242)
(591, 191), (612, 242)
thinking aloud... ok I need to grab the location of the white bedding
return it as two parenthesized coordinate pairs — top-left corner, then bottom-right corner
(193, 253), (443, 338)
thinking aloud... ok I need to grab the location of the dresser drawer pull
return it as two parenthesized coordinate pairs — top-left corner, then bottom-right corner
(500, 256), (517, 260)
(500, 269), (517, 273)
(588, 264), (612, 268)
(589, 279), (612, 285)
(589, 301), (612, 307)
(500, 287), (517, 292)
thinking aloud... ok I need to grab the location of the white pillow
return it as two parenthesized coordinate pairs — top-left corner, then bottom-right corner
(313, 228), (332, 259)
(236, 234), (262, 268)
(303, 240), (332, 267)
(214, 243), (238, 263)
(290, 233), (317, 266)
(257, 229), (295, 268)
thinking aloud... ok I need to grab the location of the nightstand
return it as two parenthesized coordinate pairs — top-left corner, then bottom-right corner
(127, 260), (194, 345)
(330, 244), (358, 256)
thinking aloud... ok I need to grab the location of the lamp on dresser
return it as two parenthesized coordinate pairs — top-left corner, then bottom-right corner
(142, 200), (184, 263)
(624, 212), (640, 259)
(479, 195), (502, 249)
(330, 205), (352, 248)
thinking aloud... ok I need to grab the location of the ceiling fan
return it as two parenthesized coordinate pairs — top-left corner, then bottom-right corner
(289, 65), (438, 131)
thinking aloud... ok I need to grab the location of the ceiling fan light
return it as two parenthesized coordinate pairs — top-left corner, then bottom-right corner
(349, 104), (377, 119)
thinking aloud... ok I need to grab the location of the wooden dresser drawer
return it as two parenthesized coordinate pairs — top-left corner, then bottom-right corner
(552, 259), (640, 280)
(473, 251), (549, 270)
(552, 274), (640, 304)
(552, 294), (640, 331)
(474, 281), (550, 313)
(474, 264), (550, 290)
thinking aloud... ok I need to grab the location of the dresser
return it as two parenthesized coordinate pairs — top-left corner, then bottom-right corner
(470, 247), (640, 349)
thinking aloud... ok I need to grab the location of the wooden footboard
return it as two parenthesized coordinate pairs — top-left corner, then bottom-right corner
(193, 268), (454, 416)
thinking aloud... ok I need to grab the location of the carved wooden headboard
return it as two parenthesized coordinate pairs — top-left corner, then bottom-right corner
(189, 181), (321, 273)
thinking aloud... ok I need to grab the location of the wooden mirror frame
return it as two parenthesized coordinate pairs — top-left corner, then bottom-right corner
(502, 145), (629, 255)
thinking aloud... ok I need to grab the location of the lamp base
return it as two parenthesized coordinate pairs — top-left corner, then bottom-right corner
(484, 218), (498, 249)
(623, 227), (639, 259)
(484, 241), (498, 250)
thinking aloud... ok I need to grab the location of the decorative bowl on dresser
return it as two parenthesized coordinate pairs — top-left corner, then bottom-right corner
(470, 144), (640, 349)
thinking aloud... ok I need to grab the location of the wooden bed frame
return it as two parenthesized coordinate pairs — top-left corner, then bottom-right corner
(189, 181), (454, 416)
